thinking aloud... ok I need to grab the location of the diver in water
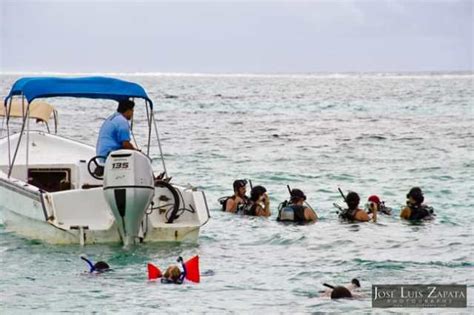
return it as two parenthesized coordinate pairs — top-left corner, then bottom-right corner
(366, 195), (392, 215)
(277, 188), (317, 223)
(81, 256), (111, 273)
(218, 179), (250, 213)
(339, 191), (375, 222)
(400, 187), (434, 221)
(241, 185), (271, 217)
(322, 279), (361, 299)
(148, 256), (200, 284)
(161, 257), (187, 284)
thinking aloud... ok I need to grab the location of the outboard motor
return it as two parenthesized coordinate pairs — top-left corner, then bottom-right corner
(103, 149), (154, 246)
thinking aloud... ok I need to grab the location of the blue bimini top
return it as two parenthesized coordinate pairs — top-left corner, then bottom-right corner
(4, 76), (153, 108)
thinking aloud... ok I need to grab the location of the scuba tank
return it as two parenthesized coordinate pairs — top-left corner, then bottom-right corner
(277, 200), (294, 221)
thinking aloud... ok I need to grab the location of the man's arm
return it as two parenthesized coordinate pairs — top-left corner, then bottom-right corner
(354, 210), (370, 222)
(225, 198), (239, 213)
(255, 205), (271, 217)
(122, 140), (136, 150)
(369, 203), (377, 223)
(256, 196), (271, 217)
(400, 207), (411, 219)
(304, 207), (318, 221)
(116, 119), (136, 151)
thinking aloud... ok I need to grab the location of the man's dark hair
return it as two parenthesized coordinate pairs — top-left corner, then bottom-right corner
(250, 185), (267, 202)
(290, 188), (306, 203)
(345, 192), (360, 210)
(233, 179), (247, 192)
(117, 99), (135, 113)
(407, 187), (424, 205)
(331, 286), (352, 299)
(93, 261), (110, 272)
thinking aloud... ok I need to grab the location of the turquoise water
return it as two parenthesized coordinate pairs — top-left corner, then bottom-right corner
(1, 73), (473, 313)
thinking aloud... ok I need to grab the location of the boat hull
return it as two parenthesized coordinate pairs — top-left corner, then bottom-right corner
(1, 206), (202, 244)
(0, 132), (210, 245)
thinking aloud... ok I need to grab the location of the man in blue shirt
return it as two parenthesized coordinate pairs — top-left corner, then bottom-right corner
(96, 99), (137, 158)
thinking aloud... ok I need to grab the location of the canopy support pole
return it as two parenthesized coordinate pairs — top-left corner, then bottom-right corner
(8, 95), (29, 178)
(145, 100), (152, 156)
(0, 110), (5, 138)
(6, 97), (13, 170)
(53, 110), (58, 134)
(25, 96), (30, 173)
(151, 111), (167, 177)
(130, 99), (139, 150)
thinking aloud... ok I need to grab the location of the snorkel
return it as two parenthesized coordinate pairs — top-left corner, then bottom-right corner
(81, 256), (95, 273)
(338, 187), (347, 203)
(323, 283), (335, 289)
(81, 256), (110, 273)
(287, 185), (314, 210)
(334, 187), (348, 216)
(177, 256), (186, 283)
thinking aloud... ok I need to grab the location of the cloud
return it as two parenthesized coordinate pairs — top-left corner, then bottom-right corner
(1, 0), (472, 72)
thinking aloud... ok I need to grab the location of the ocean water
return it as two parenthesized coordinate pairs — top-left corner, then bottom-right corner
(0, 73), (473, 313)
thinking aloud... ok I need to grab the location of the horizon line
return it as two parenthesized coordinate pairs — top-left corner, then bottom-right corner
(1, 70), (473, 78)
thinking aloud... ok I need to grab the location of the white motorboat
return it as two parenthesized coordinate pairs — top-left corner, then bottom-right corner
(0, 77), (210, 246)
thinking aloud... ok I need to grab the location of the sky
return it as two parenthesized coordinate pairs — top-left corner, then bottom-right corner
(1, 0), (473, 73)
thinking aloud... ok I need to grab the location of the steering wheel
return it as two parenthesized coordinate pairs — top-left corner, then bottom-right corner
(87, 156), (106, 180)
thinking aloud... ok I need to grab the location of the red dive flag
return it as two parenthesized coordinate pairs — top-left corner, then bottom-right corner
(184, 255), (200, 283)
(147, 263), (162, 280)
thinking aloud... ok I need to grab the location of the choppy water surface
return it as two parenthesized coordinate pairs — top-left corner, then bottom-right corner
(1, 73), (473, 313)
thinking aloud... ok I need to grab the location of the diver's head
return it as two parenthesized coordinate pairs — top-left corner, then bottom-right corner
(368, 195), (380, 205)
(290, 188), (307, 204)
(351, 278), (361, 288)
(250, 185), (267, 202)
(164, 265), (181, 283)
(345, 192), (360, 210)
(407, 187), (424, 206)
(233, 179), (248, 197)
(367, 195), (381, 211)
(117, 99), (135, 120)
(331, 286), (353, 299)
(93, 261), (110, 272)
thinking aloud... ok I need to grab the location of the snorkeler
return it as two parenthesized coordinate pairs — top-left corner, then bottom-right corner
(218, 179), (250, 213)
(81, 256), (110, 273)
(277, 188), (317, 223)
(366, 195), (392, 215)
(338, 190), (375, 222)
(400, 187), (435, 221)
(147, 256), (200, 284)
(240, 185), (271, 217)
(322, 279), (361, 299)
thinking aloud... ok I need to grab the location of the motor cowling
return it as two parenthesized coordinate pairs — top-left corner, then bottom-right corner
(103, 149), (154, 246)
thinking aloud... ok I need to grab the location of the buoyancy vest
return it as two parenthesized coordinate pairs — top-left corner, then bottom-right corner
(277, 203), (306, 222)
(240, 202), (258, 216)
(218, 196), (234, 211)
(219, 195), (249, 212)
(408, 204), (434, 220)
(339, 208), (361, 221)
